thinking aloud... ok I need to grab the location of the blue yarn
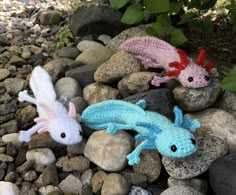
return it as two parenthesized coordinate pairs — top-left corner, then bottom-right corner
(80, 99), (200, 165)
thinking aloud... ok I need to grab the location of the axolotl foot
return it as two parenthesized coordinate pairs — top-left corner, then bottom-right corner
(127, 152), (141, 165)
(18, 130), (32, 142)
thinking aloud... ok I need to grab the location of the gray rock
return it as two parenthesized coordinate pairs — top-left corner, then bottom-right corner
(129, 186), (152, 195)
(38, 185), (61, 195)
(16, 160), (34, 175)
(6, 143), (17, 157)
(55, 77), (82, 99)
(123, 89), (174, 120)
(57, 47), (80, 59)
(133, 150), (162, 183)
(0, 169), (5, 180)
(83, 82), (120, 105)
(4, 78), (27, 95)
(23, 171), (37, 181)
(67, 139), (86, 155)
(101, 173), (130, 195)
(0, 120), (18, 134)
(2, 133), (21, 146)
(209, 153), (236, 195)
(9, 55), (25, 66)
(4, 172), (17, 182)
(118, 72), (156, 97)
(91, 171), (107, 193)
(98, 34), (112, 45)
(168, 177), (208, 195)
(65, 63), (100, 88)
(67, 96), (88, 115)
(0, 93), (12, 104)
(0, 69), (10, 81)
(81, 169), (93, 186)
(42, 164), (59, 186)
(94, 51), (141, 83)
(81, 185), (93, 195)
(160, 186), (203, 195)
(0, 114), (15, 125)
(0, 181), (20, 195)
(0, 104), (16, 116)
(38, 10), (61, 25)
(75, 47), (112, 65)
(77, 40), (105, 52)
(173, 79), (222, 112)
(122, 170), (148, 188)
(21, 51), (31, 60)
(0, 154), (13, 162)
(16, 105), (37, 126)
(162, 135), (228, 179)
(59, 174), (82, 195)
(84, 130), (134, 171)
(187, 108), (236, 153)
(69, 4), (124, 37)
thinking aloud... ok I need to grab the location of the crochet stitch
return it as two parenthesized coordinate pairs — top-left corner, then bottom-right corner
(17, 66), (83, 145)
(80, 99), (200, 165)
(121, 36), (219, 88)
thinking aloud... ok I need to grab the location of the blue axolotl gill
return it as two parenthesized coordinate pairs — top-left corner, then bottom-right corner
(80, 99), (200, 165)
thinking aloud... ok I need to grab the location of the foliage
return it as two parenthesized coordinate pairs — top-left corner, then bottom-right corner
(227, 0), (236, 31)
(109, 0), (218, 46)
(53, 24), (74, 50)
(221, 65), (236, 94)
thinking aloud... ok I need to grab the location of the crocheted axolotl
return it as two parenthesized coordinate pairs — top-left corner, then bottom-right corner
(120, 36), (219, 88)
(80, 99), (200, 165)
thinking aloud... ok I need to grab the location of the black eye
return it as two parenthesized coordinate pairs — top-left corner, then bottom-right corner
(171, 145), (177, 152)
(188, 77), (193, 82)
(61, 133), (66, 138)
(79, 131), (83, 136)
(191, 139), (196, 145)
(205, 76), (210, 81)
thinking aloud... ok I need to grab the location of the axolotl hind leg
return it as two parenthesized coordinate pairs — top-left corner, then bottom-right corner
(106, 123), (134, 135)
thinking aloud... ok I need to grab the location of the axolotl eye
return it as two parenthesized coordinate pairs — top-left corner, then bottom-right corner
(61, 132), (66, 138)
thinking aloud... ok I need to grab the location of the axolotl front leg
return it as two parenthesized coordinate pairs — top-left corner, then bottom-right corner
(18, 90), (36, 105)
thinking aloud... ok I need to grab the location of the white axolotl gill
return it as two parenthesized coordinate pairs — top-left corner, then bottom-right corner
(18, 66), (83, 145)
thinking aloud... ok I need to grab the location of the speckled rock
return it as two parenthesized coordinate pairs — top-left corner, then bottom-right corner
(0, 181), (20, 195)
(168, 177), (208, 195)
(101, 173), (130, 195)
(133, 150), (161, 183)
(83, 82), (119, 105)
(77, 40), (105, 52)
(129, 186), (152, 195)
(0, 120), (18, 134)
(0, 69), (10, 81)
(2, 133), (21, 146)
(59, 174), (82, 195)
(94, 51), (141, 83)
(38, 10), (61, 25)
(160, 186), (203, 195)
(16, 105), (37, 125)
(9, 55), (25, 66)
(38, 185), (61, 195)
(84, 130), (134, 171)
(0, 154), (13, 162)
(42, 164), (59, 186)
(4, 78), (27, 95)
(91, 171), (107, 193)
(75, 47), (112, 65)
(162, 135), (228, 179)
(26, 148), (56, 166)
(81, 169), (93, 186)
(57, 47), (79, 59)
(187, 108), (236, 153)
(118, 72), (156, 97)
(98, 34), (112, 45)
(55, 77), (82, 99)
(23, 170), (37, 181)
(173, 79), (222, 111)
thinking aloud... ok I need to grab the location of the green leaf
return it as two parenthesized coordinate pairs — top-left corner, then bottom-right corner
(151, 15), (172, 36)
(201, 0), (217, 10)
(121, 4), (144, 24)
(170, 1), (184, 13)
(110, 0), (129, 9)
(143, 0), (170, 13)
(200, 17), (214, 33)
(221, 65), (236, 94)
(145, 26), (159, 36)
(170, 28), (188, 46)
(178, 12), (198, 25)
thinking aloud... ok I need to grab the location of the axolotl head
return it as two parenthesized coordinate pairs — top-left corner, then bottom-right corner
(155, 126), (197, 158)
(167, 49), (215, 88)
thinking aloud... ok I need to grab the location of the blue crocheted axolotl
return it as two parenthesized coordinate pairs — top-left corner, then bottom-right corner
(80, 99), (200, 165)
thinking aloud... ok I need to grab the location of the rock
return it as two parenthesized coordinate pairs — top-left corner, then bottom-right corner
(23, 171), (37, 181)
(168, 177), (208, 195)
(173, 79), (222, 112)
(84, 130), (134, 171)
(59, 174), (82, 195)
(187, 108), (236, 153)
(67, 96), (88, 115)
(98, 34), (112, 45)
(91, 171), (107, 193)
(38, 185), (61, 195)
(101, 173), (130, 195)
(0, 114), (15, 124)
(6, 143), (17, 157)
(160, 186), (203, 195)
(77, 40), (105, 52)
(106, 24), (148, 52)
(4, 172), (17, 183)
(0, 103), (17, 116)
(122, 170), (147, 188)
(81, 185), (93, 195)
(129, 186), (152, 195)
(75, 47), (112, 65)
(57, 47), (79, 59)
(56, 156), (90, 172)
(42, 164), (59, 186)
(69, 4), (124, 37)
(4, 78), (27, 95)
(16, 105), (37, 125)
(26, 148), (56, 166)
(55, 77), (82, 99)
(2, 133), (21, 146)
(67, 139), (86, 155)
(38, 10), (61, 25)
(0, 181), (20, 195)
(0, 69), (10, 81)
(209, 153), (236, 195)
(83, 82), (120, 105)
(9, 55), (25, 66)
(65, 63), (100, 88)
(118, 72), (156, 97)
(124, 89), (174, 119)
(0, 92), (12, 104)
(94, 51), (141, 83)
(0, 120), (18, 134)
(81, 169), (93, 186)
(21, 51), (31, 60)
(15, 149), (26, 166)
(133, 150), (161, 183)
(162, 135), (228, 179)
(16, 160), (34, 175)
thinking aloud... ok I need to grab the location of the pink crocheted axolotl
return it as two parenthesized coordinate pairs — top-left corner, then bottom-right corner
(121, 36), (219, 88)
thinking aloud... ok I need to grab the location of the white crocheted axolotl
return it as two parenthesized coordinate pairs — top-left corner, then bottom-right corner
(121, 36), (219, 88)
(18, 66), (83, 145)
